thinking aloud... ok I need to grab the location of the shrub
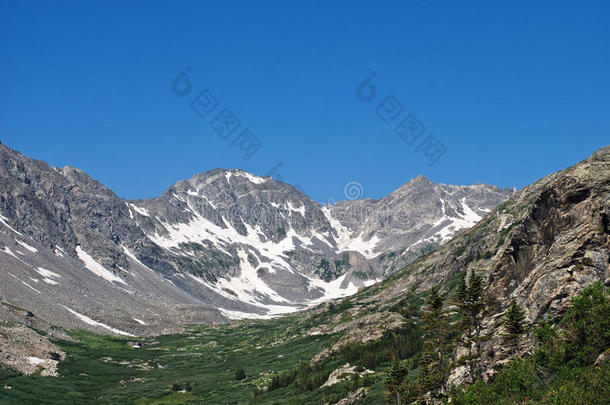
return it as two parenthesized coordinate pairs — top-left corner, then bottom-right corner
(235, 368), (246, 381)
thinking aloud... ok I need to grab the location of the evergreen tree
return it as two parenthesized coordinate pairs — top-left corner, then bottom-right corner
(453, 271), (486, 381)
(503, 297), (526, 355)
(416, 286), (450, 398)
(455, 273), (468, 306)
(561, 282), (610, 365)
(385, 359), (409, 404)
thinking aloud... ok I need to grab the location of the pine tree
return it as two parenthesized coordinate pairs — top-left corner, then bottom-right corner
(467, 272), (485, 357)
(453, 271), (485, 381)
(385, 359), (409, 404)
(503, 297), (526, 355)
(416, 286), (450, 399)
(455, 273), (468, 306)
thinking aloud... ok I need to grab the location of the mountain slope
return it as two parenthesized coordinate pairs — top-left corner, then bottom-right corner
(326, 175), (509, 267)
(0, 146), (607, 405)
(301, 145), (610, 386)
(0, 142), (510, 333)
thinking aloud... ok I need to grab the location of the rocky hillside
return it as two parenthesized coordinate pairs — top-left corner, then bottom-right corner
(0, 143), (510, 334)
(306, 145), (609, 387)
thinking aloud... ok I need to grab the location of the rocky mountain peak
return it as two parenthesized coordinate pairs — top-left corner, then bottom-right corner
(402, 173), (432, 186)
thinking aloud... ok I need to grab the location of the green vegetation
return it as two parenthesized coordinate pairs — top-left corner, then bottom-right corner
(0, 316), (341, 404)
(503, 297), (527, 355)
(475, 250), (494, 261)
(415, 287), (451, 399)
(381, 281), (609, 405)
(385, 359), (410, 404)
(339, 324), (422, 371)
(453, 271), (486, 382)
(451, 282), (610, 404)
(235, 368), (247, 381)
(385, 286), (453, 404)
(1, 281), (608, 405)
(453, 245), (467, 257)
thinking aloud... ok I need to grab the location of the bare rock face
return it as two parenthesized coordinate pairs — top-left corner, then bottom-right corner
(0, 143), (510, 332)
(321, 363), (372, 388)
(335, 387), (368, 404)
(0, 322), (65, 377)
(475, 145), (610, 378)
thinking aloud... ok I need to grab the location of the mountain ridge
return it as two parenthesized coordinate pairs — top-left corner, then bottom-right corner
(0, 142), (511, 332)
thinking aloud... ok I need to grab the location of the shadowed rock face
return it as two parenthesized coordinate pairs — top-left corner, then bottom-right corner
(0, 143), (510, 332)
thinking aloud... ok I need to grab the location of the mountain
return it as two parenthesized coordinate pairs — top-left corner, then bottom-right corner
(0, 145), (607, 404)
(302, 145), (610, 387)
(325, 174), (509, 262)
(0, 142), (511, 334)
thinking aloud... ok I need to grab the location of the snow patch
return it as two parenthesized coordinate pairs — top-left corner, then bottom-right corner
(8, 273), (41, 294)
(307, 273), (360, 304)
(2, 247), (32, 267)
(54, 246), (67, 257)
(27, 357), (46, 366)
(423, 198), (483, 244)
(76, 246), (128, 285)
(16, 240), (38, 253)
(0, 214), (24, 236)
(2, 247), (19, 260)
(226, 170), (266, 185)
(121, 245), (154, 272)
(35, 267), (61, 286)
(129, 203), (150, 217)
(321, 207), (381, 259)
(60, 305), (135, 336)
(287, 201), (306, 217)
(36, 267), (61, 279)
(218, 304), (300, 320)
(146, 200), (300, 273)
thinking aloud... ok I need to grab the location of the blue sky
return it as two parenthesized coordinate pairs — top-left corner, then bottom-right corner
(1, 1), (608, 203)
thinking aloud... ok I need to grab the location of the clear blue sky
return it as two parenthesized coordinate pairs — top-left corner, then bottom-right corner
(1, 1), (608, 203)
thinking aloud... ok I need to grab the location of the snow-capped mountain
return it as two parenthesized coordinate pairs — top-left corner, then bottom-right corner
(326, 175), (512, 259)
(0, 143), (512, 333)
